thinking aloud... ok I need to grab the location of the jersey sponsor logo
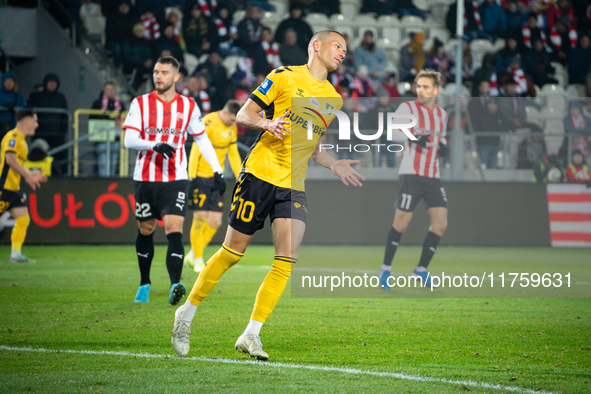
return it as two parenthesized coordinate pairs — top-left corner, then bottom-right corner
(144, 127), (183, 136)
(8, 139), (16, 148)
(257, 78), (273, 95)
(296, 88), (304, 97)
(309, 97), (320, 109)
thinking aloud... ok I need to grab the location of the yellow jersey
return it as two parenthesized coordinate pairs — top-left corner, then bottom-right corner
(188, 111), (242, 179)
(246, 65), (343, 191)
(0, 128), (28, 192)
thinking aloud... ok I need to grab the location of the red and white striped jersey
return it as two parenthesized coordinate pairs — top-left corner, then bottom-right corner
(397, 100), (448, 179)
(123, 91), (205, 182)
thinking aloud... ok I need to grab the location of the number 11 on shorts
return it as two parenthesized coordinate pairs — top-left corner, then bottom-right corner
(400, 193), (412, 210)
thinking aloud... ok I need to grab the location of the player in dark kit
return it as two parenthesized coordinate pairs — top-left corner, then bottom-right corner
(123, 56), (225, 305)
(378, 70), (450, 289)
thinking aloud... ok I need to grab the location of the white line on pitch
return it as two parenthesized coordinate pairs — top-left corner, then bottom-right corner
(0, 345), (556, 394)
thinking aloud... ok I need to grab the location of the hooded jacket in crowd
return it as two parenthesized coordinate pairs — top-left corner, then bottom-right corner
(27, 72), (68, 149)
(0, 71), (26, 136)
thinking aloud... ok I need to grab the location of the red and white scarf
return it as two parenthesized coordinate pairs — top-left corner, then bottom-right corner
(521, 24), (551, 52)
(570, 114), (585, 130)
(464, 0), (483, 30)
(261, 41), (281, 69)
(198, 0), (217, 17)
(182, 88), (211, 114)
(549, 26), (577, 51)
(140, 15), (161, 42)
(214, 18), (228, 37)
(509, 67), (527, 95)
(101, 94), (122, 112)
(489, 72), (499, 96)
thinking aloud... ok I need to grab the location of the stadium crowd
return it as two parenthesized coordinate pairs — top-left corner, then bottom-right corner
(1, 0), (590, 178)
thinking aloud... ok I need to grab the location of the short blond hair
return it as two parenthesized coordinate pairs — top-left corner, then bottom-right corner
(415, 69), (442, 88)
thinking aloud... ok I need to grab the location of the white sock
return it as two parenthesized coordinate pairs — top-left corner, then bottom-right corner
(177, 300), (198, 322)
(380, 264), (391, 272)
(11, 249), (20, 259)
(242, 319), (263, 336)
(187, 249), (194, 259)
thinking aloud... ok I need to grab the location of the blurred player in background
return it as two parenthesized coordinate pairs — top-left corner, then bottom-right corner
(184, 100), (243, 272)
(0, 109), (47, 263)
(123, 56), (226, 305)
(171, 30), (364, 360)
(379, 70), (450, 289)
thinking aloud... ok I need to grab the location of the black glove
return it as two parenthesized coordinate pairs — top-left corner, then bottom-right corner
(213, 171), (226, 195)
(414, 135), (430, 148)
(153, 142), (175, 159)
(438, 142), (449, 158)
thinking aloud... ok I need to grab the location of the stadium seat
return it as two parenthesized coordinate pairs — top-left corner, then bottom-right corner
(223, 55), (240, 76)
(233, 10), (246, 25)
(377, 15), (401, 29)
(444, 39), (459, 54)
(262, 11), (283, 25)
(427, 27), (450, 42)
(268, 0), (286, 16)
(492, 38), (505, 52)
(354, 15), (378, 38)
(305, 12), (330, 26)
(384, 61), (399, 75)
(184, 53), (199, 74)
(525, 106), (543, 127)
(541, 84), (566, 96)
(377, 38), (400, 65)
(414, 0), (430, 11)
(428, 3), (450, 26)
(470, 39), (494, 65)
(330, 13), (350, 28)
(341, 3), (358, 20)
(397, 82), (411, 94)
(382, 27), (402, 43)
(566, 84), (586, 98)
(198, 54), (209, 63)
(80, 2), (105, 42)
(349, 36), (363, 50)
(400, 15), (426, 35)
(550, 62), (568, 87)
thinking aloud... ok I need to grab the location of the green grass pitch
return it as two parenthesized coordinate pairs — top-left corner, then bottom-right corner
(0, 245), (590, 393)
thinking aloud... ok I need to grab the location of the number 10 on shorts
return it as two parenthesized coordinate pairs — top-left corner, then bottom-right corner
(233, 198), (255, 222)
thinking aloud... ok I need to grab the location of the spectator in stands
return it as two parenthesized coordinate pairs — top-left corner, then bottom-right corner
(447, 0), (491, 41)
(426, 38), (454, 84)
(362, 0), (396, 16)
(565, 150), (591, 185)
(548, 16), (577, 65)
(394, 0), (426, 19)
(261, 27), (282, 70)
(135, 0), (166, 24)
(224, 70), (251, 105)
(568, 35), (591, 86)
(105, 0), (136, 68)
(139, 11), (161, 43)
(472, 54), (499, 97)
(521, 13), (546, 50)
(27, 72), (68, 173)
(507, 56), (528, 95)
(183, 75), (211, 114)
(237, 5), (269, 75)
(196, 52), (228, 110)
(216, 5), (243, 58)
(546, 0), (576, 29)
(450, 35), (478, 84)
(332, 65), (355, 97)
(91, 81), (126, 177)
(525, 38), (558, 87)
(532, 153), (562, 182)
(312, 0), (340, 16)
(505, 0), (524, 37)
(25, 138), (62, 177)
(154, 22), (185, 64)
(479, 0), (507, 40)
(522, 1), (547, 30)
(354, 31), (389, 83)
(499, 76), (542, 133)
(379, 72), (400, 98)
(279, 29), (308, 66)
(122, 24), (154, 90)
(563, 101), (591, 157)
(473, 98), (509, 169)
(274, 2), (313, 54)
(399, 32), (426, 82)
(166, 9), (182, 43)
(352, 65), (375, 98)
(0, 72), (26, 138)
(183, 4), (219, 57)
(495, 37), (523, 73)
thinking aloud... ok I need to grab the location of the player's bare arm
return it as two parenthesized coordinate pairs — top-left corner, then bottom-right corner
(5, 152), (47, 190)
(311, 139), (365, 187)
(236, 99), (290, 140)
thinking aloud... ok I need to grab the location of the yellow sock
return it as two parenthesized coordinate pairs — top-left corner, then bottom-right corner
(11, 214), (30, 253)
(190, 217), (207, 259)
(202, 223), (218, 251)
(251, 256), (295, 323)
(188, 244), (243, 305)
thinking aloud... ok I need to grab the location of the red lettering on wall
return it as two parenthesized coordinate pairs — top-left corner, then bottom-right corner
(64, 194), (96, 227)
(95, 183), (129, 228)
(29, 193), (62, 228)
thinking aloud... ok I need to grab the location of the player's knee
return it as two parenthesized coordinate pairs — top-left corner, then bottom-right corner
(432, 219), (447, 234)
(208, 218), (222, 229)
(138, 221), (156, 236)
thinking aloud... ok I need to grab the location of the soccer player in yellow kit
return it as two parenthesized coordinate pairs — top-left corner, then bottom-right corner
(184, 100), (243, 272)
(172, 30), (365, 360)
(0, 110), (47, 263)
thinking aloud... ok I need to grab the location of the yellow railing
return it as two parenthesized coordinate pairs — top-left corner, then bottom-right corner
(73, 109), (129, 177)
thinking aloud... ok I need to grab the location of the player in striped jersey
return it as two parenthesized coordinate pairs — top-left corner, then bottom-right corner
(379, 70), (450, 289)
(123, 56), (226, 305)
